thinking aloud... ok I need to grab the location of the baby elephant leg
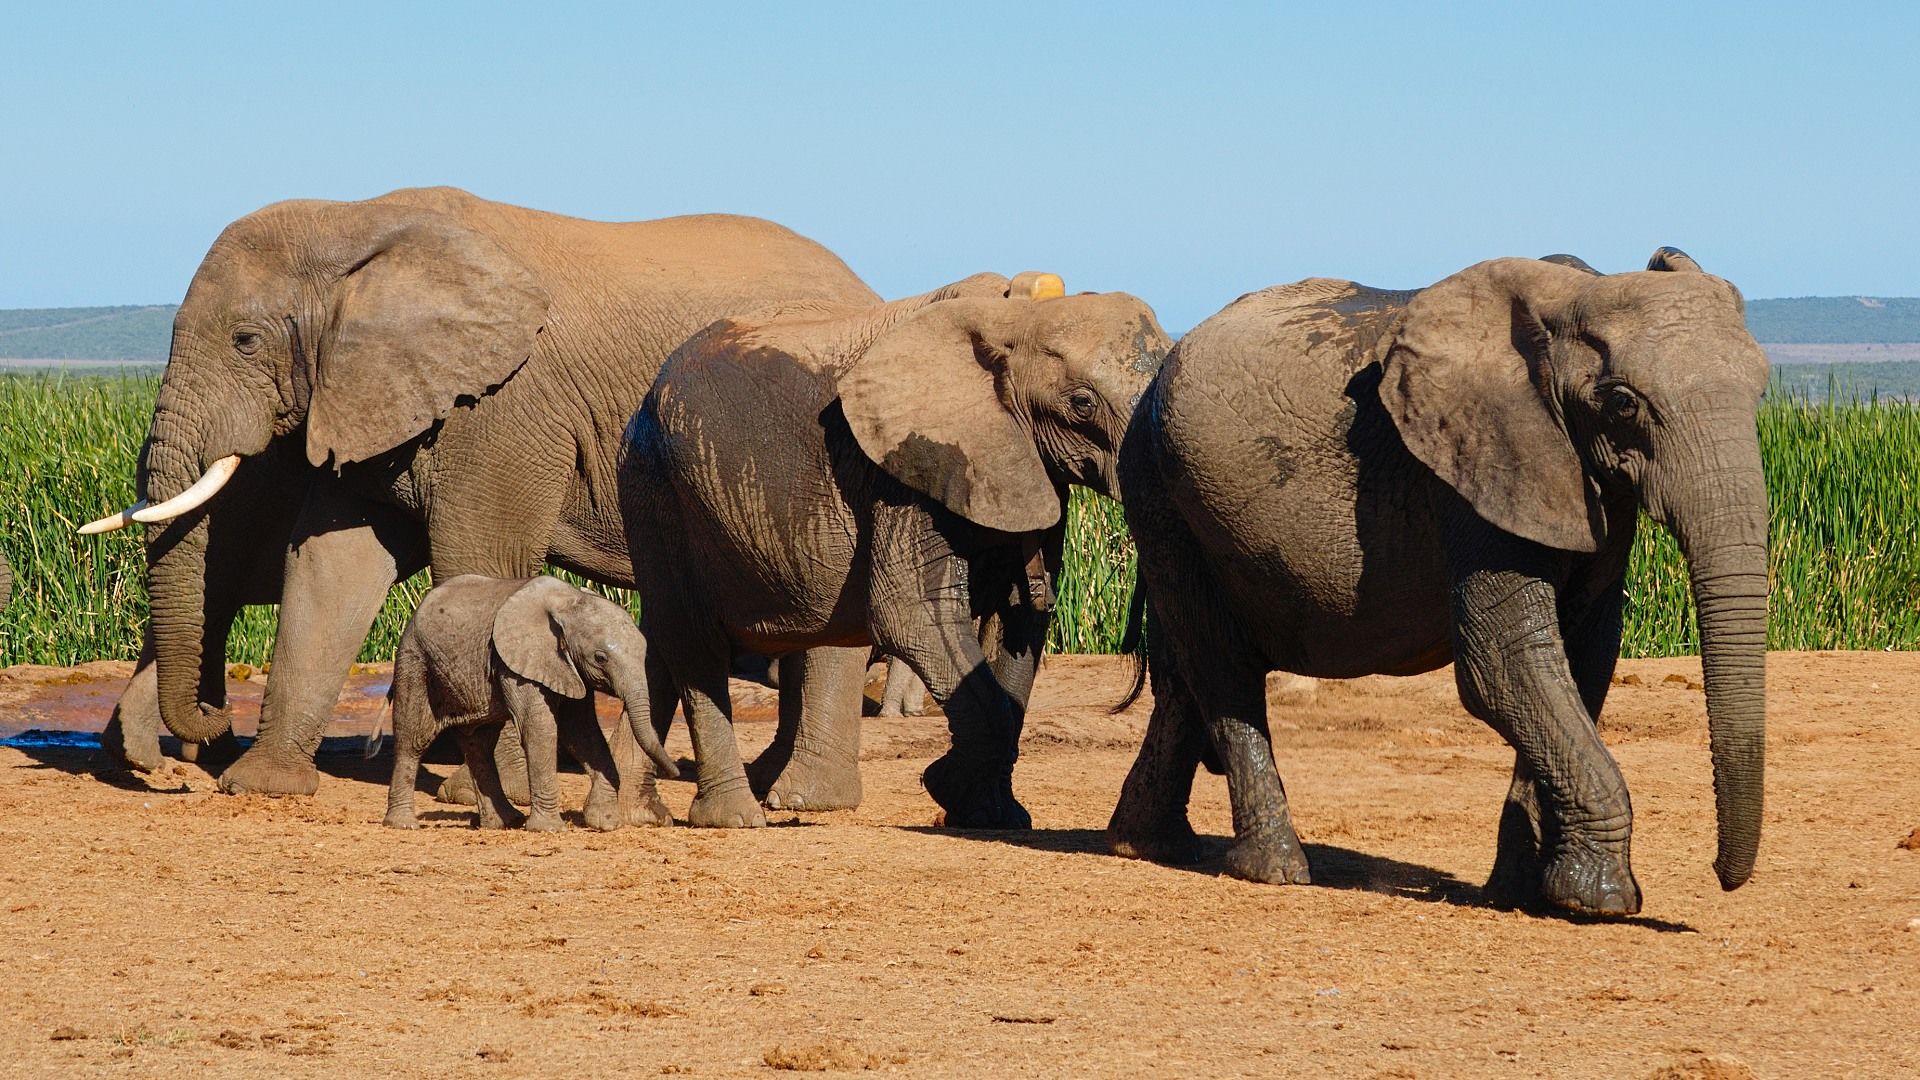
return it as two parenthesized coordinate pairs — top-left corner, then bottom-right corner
(503, 678), (567, 832)
(555, 697), (622, 832)
(456, 722), (525, 830)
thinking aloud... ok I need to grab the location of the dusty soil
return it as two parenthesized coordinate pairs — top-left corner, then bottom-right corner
(1, 652), (1915, 1078)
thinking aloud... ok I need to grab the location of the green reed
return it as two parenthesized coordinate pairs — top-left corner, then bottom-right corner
(4, 370), (1919, 665)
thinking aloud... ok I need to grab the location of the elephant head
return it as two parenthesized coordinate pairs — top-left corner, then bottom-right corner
(839, 289), (1171, 533)
(1379, 249), (1770, 891)
(492, 577), (677, 777)
(80, 192), (551, 742)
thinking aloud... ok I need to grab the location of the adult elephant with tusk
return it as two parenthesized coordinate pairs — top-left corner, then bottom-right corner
(1110, 249), (1770, 917)
(78, 185), (880, 808)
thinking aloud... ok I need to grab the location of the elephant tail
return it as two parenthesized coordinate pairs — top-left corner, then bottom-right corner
(1112, 567), (1148, 714)
(363, 690), (393, 760)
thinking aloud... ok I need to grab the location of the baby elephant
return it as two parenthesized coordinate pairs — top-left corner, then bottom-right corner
(373, 575), (678, 831)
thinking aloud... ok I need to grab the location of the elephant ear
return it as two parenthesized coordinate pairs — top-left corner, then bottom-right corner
(305, 204), (550, 468)
(492, 578), (588, 699)
(1646, 246), (1703, 273)
(838, 298), (1060, 534)
(1378, 258), (1606, 553)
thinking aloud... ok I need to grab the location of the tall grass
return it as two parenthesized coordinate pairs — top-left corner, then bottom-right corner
(4, 370), (1919, 666)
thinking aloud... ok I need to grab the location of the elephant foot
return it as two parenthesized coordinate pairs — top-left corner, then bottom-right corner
(382, 808), (419, 830)
(1483, 842), (1548, 910)
(620, 789), (675, 828)
(687, 785), (768, 829)
(1223, 829), (1313, 885)
(474, 804), (527, 830)
(1541, 838), (1641, 917)
(763, 753), (863, 812)
(922, 754), (1031, 830)
(100, 715), (162, 774)
(744, 745), (793, 800)
(524, 811), (566, 833)
(437, 763), (531, 808)
(216, 749), (320, 797)
(1106, 812), (1207, 866)
(582, 798), (622, 833)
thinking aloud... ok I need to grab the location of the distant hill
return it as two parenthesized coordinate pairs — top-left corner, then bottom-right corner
(2, 295), (1918, 362)
(1743, 296), (1920, 344)
(0, 305), (174, 361)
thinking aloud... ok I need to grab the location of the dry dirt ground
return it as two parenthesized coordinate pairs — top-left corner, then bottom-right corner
(1, 652), (1915, 1078)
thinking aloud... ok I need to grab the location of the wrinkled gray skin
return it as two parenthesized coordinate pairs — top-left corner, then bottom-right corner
(879, 656), (928, 717)
(624, 276), (1170, 828)
(97, 186), (877, 820)
(1111, 249), (1769, 917)
(377, 576), (677, 831)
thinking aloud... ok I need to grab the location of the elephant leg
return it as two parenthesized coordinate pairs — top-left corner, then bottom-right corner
(744, 653), (802, 798)
(757, 646), (867, 812)
(382, 654), (433, 829)
(556, 697), (621, 832)
(1447, 511), (1640, 917)
(870, 514), (1030, 829)
(1487, 571), (1628, 907)
(455, 722), (524, 830)
(219, 496), (421, 796)
(503, 681), (565, 832)
(101, 637), (164, 773)
(680, 668), (766, 828)
(878, 656), (927, 717)
(1108, 642), (1209, 866)
(608, 646), (678, 827)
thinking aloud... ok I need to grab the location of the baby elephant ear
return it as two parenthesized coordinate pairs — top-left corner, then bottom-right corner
(492, 578), (588, 699)
(1379, 258), (1607, 553)
(838, 298), (1060, 534)
(1647, 246), (1703, 273)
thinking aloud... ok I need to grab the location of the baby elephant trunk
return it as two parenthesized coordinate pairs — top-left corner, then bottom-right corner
(611, 665), (678, 778)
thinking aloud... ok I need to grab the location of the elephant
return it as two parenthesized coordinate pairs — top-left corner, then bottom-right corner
(0, 549), (10, 612)
(1107, 249), (1768, 918)
(878, 656), (929, 717)
(369, 575), (676, 831)
(75, 186), (878, 818)
(621, 272), (1170, 829)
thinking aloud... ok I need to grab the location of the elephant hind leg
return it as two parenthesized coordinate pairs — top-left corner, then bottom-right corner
(756, 647), (867, 813)
(1108, 644), (1208, 866)
(455, 723), (524, 830)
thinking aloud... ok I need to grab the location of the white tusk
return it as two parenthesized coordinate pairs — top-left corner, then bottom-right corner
(129, 455), (243, 525)
(78, 502), (149, 535)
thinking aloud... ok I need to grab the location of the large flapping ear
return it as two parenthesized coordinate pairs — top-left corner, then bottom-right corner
(838, 298), (1060, 534)
(492, 577), (589, 699)
(1378, 258), (1606, 553)
(304, 202), (550, 468)
(1646, 246), (1703, 273)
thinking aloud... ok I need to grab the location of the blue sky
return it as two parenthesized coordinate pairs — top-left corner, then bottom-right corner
(2, 2), (1914, 331)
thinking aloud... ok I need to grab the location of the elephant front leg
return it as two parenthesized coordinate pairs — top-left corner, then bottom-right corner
(505, 681), (567, 832)
(102, 641), (164, 773)
(555, 698), (621, 832)
(219, 500), (417, 796)
(455, 722), (525, 830)
(1448, 523), (1640, 917)
(753, 647), (868, 812)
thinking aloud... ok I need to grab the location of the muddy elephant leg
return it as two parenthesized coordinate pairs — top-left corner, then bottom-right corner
(680, 669), (766, 828)
(1448, 513), (1640, 917)
(1108, 643), (1209, 866)
(872, 520), (1030, 829)
(1486, 570), (1627, 908)
(219, 495), (421, 796)
(754, 647), (868, 812)
(555, 696), (621, 832)
(455, 722), (524, 830)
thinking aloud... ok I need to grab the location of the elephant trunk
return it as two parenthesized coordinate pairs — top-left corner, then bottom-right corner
(1656, 413), (1769, 891)
(143, 431), (236, 744)
(611, 660), (678, 777)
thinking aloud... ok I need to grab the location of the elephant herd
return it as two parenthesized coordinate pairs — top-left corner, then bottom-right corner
(66, 187), (1770, 919)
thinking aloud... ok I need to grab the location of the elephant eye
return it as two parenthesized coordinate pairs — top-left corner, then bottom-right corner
(232, 329), (263, 355)
(592, 650), (608, 665)
(1604, 387), (1641, 422)
(1066, 387), (1099, 421)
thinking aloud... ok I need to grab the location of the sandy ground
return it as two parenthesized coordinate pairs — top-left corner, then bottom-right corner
(0, 652), (1915, 1079)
